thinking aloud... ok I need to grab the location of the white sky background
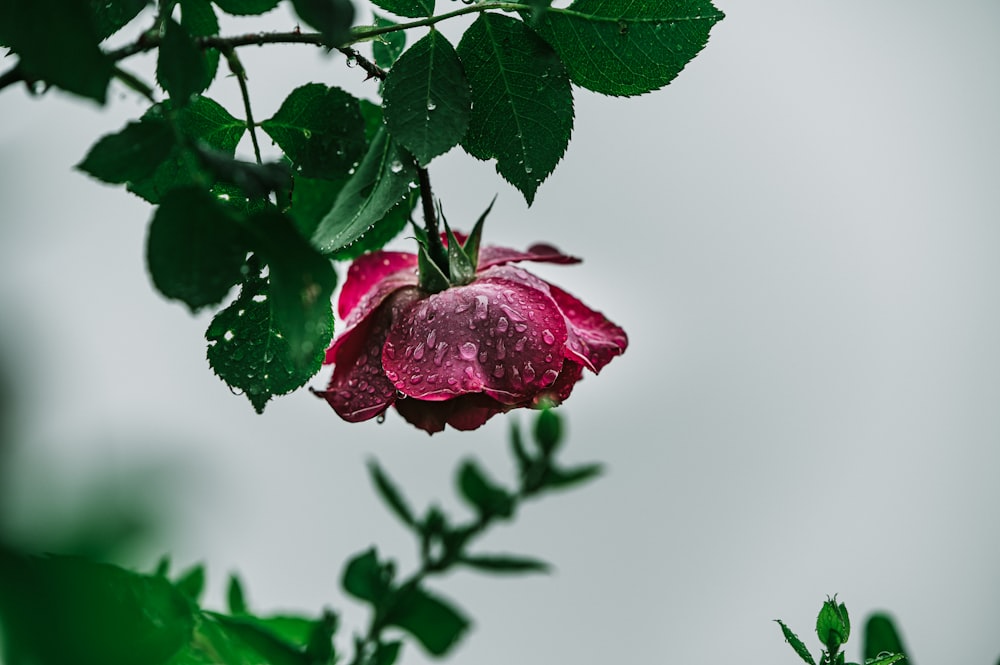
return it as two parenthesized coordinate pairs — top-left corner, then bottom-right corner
(2, 0), (1000, 663)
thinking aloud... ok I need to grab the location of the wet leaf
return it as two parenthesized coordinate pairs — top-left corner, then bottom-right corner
(289, 0), (354, 46)
(212, 0), (281, 14)
(382, 30), (470, 166)
(369, 0), (432, 19)
(157, 17), (211, 103)
(776, 619), (817, 665)
(78, 118), (176, 184)
(457, 13), (573, 204)
(533, 0), (725, 97)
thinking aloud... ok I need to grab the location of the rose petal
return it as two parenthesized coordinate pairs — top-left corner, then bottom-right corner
(337, 251), (418, 319)
(548, 284), (628, 373)
(530, 360), (585, 406)
(477, 243), (581, 270)
(381, 273), (568, 405)
(314, 288), (422, 421)
(394, 393), (507, 434)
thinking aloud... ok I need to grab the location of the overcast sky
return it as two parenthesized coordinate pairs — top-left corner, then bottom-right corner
(2, 1), (999, 663)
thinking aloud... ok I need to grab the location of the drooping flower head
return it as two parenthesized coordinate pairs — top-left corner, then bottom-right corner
(314, 212), (627, 434)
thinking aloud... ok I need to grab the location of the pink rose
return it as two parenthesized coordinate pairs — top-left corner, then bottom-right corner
(314, 238), (627, 434)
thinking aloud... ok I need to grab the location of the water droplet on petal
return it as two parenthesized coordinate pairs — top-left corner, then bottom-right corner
(493, 364), (505, 378)
(514, 322), (528, 333)
(410, 375), (423, 384)
(496, 339), (506, 360)
(478, 351), (488, 363)
(459, 342), (478, 360)
(475, 295), (489, 319)
(496, 316), (509, 333)
(514, 336), (527, 352)
(523, 362), (536, 383)
(376, 413), (386, 424)
(426, 330), (437, 348)
(412, 343), (426, 360)
(542, 329), (555, 345)
(434, 342), (448, 366)
(542, 369), (559, 385)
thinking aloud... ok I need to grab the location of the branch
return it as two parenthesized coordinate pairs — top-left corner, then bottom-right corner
(220, 46), (262, 165)
(0, 3), (536, 96)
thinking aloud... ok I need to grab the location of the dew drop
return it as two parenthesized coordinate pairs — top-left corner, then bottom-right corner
(542, 329), (555, 345)
(493, 364), (505, 378)
(434, 342), (448, 366)
(223, 330), (235, 342)
(475, 295), (489, 319)
(523, 362), (536, 383)
(514, 322), (529, 333)
(426, 330), (437, 348)
(410, 375), (423, 384)
(524, 165), (533, 174)
(376, 413), (386, 424)
(426, 100), (437, 111)
(478, 351), (488, 363)
(459, 342), (478, 360)
(412, 343), (426, 360)
(496, 339), (506, 360)
(464, 366), (476, 379)
(389, 160), (404, 174)
(384, 343), (396, 360)
(542, 369), (560, 385)
(496, 316), (509, 333)
(447, 377), (458, 385)
(454, 298), (472, 314)
(514, 336), (527, 352)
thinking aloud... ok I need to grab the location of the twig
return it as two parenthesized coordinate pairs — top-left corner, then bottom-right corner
(220, 46), (262, 165)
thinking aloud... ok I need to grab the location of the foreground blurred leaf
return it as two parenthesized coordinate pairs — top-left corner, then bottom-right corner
(383, 583), (469, 656)
(864, 614), (909, 665)
(290, 0), (354, 46)
(157, 18), (212, 103)
(0, 0), (113, 103)
(459, 554), (551, 574)
(457, 13), (573, 204)
(533, 0), (725, 96)
(342, 547), (394, 605)
(212, 0), (281, 14)
(0, 550), (194, 665)
(368, 461), (417, 528)
(457, 460), (513, 519)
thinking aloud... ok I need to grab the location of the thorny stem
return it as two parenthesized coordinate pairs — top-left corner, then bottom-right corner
(0, 3), (536, 95)
(417, 166), (448, 271)
(220, 46), (262, 165)
(337, 46), (386, 81)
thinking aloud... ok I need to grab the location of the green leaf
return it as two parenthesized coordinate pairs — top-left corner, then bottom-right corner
(533, 0), (724, 97)
(174, 563), (206, 602)
(77, 118), (176, 184)
(533, 407), (563, 456)
(383, 30), (470, 166)
(383, 583), (469, 656)
(245, 210), (338, 365)
(457, 13), (573, 204)
(460, 554), (551, 574)
(0, 0), (113, 103)
(181, 0), (220, 35)
(212, 0), (281, 14)
(205, 267), (329, 412)
(303, 611), (338, 664)
(212, 614), (309, 665)
(227, 574), (248, 614)
(863, 614), (909, 665)
(509, 421), (532, 477)
(289, 0), (354, 46)
(817, 597), (850, 652)
(373, 641), (402, 665)
(417, 243), (450, 293)
(261, 83), (367, 179)
(311, 127), (417, 254)
(865, 655), (905, 665)
(147, 187), (249, 311)
(369, 0), (432, 19)
(371, 14), (406, 69)
(253, 616), (317, 647)
(0, 550), (194, 665)
(129, 96), (246, 203)
(775, 620), (817, 665)
(89, 0), (149, 40)
(457, 460), (514, 519)
(368, 460), (417, 528)
(181, 0), (221, 86)
(544, 462), (603, 490)
(341, 548), (394, 605)
(462, 195), (495, 271)
(158, 17), (211, 103)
